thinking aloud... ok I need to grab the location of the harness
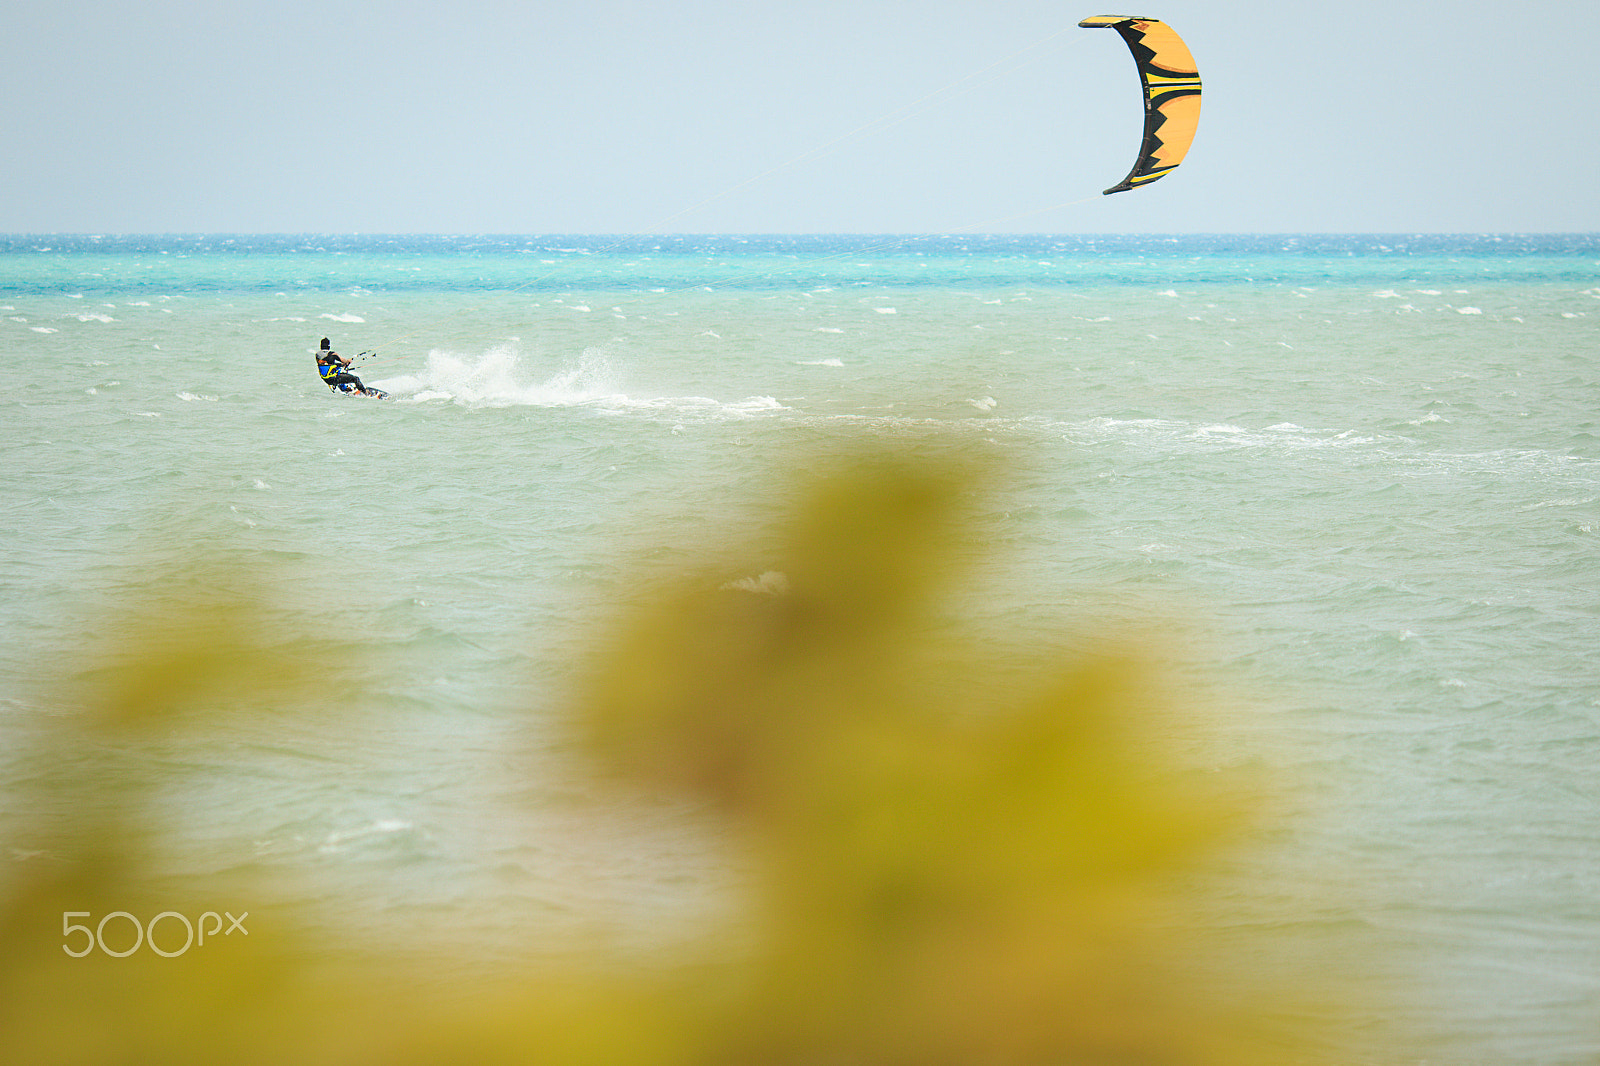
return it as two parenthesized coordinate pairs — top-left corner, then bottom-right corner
(316, 356), (348, 389)
(315, 348), (377, 393)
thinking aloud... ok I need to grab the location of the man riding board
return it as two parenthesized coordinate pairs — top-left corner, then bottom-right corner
(315, 337), (373, 395)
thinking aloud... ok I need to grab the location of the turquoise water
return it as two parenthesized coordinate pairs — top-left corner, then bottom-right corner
(4, 234), (1600, 1062)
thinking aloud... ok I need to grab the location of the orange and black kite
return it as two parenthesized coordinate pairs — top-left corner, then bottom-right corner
(1079, 15), (1202, 195)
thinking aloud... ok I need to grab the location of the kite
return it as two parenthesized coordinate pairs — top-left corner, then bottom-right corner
(1079, 15), (1202, 195)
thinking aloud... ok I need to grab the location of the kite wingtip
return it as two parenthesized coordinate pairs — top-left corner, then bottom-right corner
(1077, 15), (1158, 29)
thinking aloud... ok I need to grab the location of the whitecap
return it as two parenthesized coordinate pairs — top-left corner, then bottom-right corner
(1515, 496), (1599, 512)
(318, 312), (365, 323)
(724, 396), (786, 415)
(722, 571), (789, 595)
(317, 818), (416, 854)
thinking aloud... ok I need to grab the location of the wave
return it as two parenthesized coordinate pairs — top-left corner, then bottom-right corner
(372, 343), (788, 419)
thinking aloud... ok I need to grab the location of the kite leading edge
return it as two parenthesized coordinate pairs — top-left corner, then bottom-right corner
(1079, 15), (1202, 195)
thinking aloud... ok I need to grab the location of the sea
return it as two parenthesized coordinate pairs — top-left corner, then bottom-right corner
(3, 233), (1599, 1063)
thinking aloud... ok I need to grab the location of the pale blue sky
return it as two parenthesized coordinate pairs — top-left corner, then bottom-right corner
(3, 0), (1595, 233)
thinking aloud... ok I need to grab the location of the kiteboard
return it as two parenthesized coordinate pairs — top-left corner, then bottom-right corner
(327, 382), (388, 399)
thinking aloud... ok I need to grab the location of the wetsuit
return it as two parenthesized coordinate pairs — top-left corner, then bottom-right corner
(317, 356), (368, 393)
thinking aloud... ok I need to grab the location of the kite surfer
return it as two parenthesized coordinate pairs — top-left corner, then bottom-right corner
(315, 337), (377, 396)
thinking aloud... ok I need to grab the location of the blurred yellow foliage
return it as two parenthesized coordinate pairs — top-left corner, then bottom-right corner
(1, 446), (1337, 1065)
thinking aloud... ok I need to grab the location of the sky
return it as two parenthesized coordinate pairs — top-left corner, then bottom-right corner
(4, 0), (1597, 234)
